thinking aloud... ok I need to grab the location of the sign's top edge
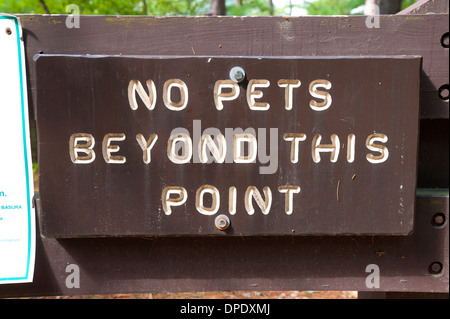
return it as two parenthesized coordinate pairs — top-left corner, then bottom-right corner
(0, 13), (18, 20)
(14, 13), (450, 18)
(33, 54), (423, 61)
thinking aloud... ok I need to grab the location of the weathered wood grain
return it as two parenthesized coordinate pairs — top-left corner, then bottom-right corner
(19, 14), (449, 119)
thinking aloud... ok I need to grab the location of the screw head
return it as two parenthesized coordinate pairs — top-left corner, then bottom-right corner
(429, 262), (443, 276)
(432, 213), (446, 227)
(229, 66), (245, 83)
(441, 32), (449, 48)
(215, 214), (230, 231)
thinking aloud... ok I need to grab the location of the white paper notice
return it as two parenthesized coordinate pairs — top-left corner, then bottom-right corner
(0, 15), (36, 284)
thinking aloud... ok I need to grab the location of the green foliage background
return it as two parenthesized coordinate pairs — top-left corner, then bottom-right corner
(303, 0), (418, 15)
(0, 0), (207, 15)
(0, 0), (418, 16)
(303, 0), (364, 15)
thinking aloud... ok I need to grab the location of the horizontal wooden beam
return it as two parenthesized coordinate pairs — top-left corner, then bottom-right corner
(18, 14), (449, 119)
(0, 193), (447, 297)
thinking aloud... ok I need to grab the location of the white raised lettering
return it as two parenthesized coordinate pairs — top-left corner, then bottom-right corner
(128, 79), (156, 110)
(245, 186), (272, 215)
(195, 185), (220, 215)
(229, 186), (237, 215)
(366, 133), (389, 163)
(136, 133), (158, 164)
(214, 80), (240, 110)
(347, 133), (355, 163)
(162, 186), (188, 215)
(199, 134), (227, 163)
(278, 79), (301, 110)
(312, 134), (340, 163)
(102, 133), (126, 164)
(234, 133), (257, 163)
(69, 133), (95, 164)
(278, 185), (300, 215)
(168, 133), (192, 164)
(247, 79), (270, 111)
(283, 133), (307, 163)
(163, 79), (188, 111)
(309, 79), (332, 111)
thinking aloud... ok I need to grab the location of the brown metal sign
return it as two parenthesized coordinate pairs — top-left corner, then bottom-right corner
(35, 55), (421, 237)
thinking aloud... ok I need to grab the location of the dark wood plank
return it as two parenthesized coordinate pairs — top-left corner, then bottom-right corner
(35, 55), (421, 238)
(19, 14), (449, 119)
(0, 194), (447, 297)
(1, 11), (445, 297)
(399, 0), (449, 14)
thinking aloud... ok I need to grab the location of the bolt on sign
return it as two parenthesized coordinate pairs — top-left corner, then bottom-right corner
(35, 55), (421, 237)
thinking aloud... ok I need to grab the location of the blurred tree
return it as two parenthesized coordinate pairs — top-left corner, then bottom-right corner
(209, 0), (226, 14)
(38, 0), (50, 13)
(0, 0), (211, 15)
(377, 0), (402, 13)
(302, 0), (417, 15)
(0, 0), (282, 16)
(227, 0), (277, 15)
(303, 0), (365, 15)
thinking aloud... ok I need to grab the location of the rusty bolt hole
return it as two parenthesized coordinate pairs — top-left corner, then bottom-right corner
(431, 213), (446, 228)
(428, 262), (443, 276)
(438, 84), (449, 101)
(441, 32), (449, 48)
(5, 27), (12, 35)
